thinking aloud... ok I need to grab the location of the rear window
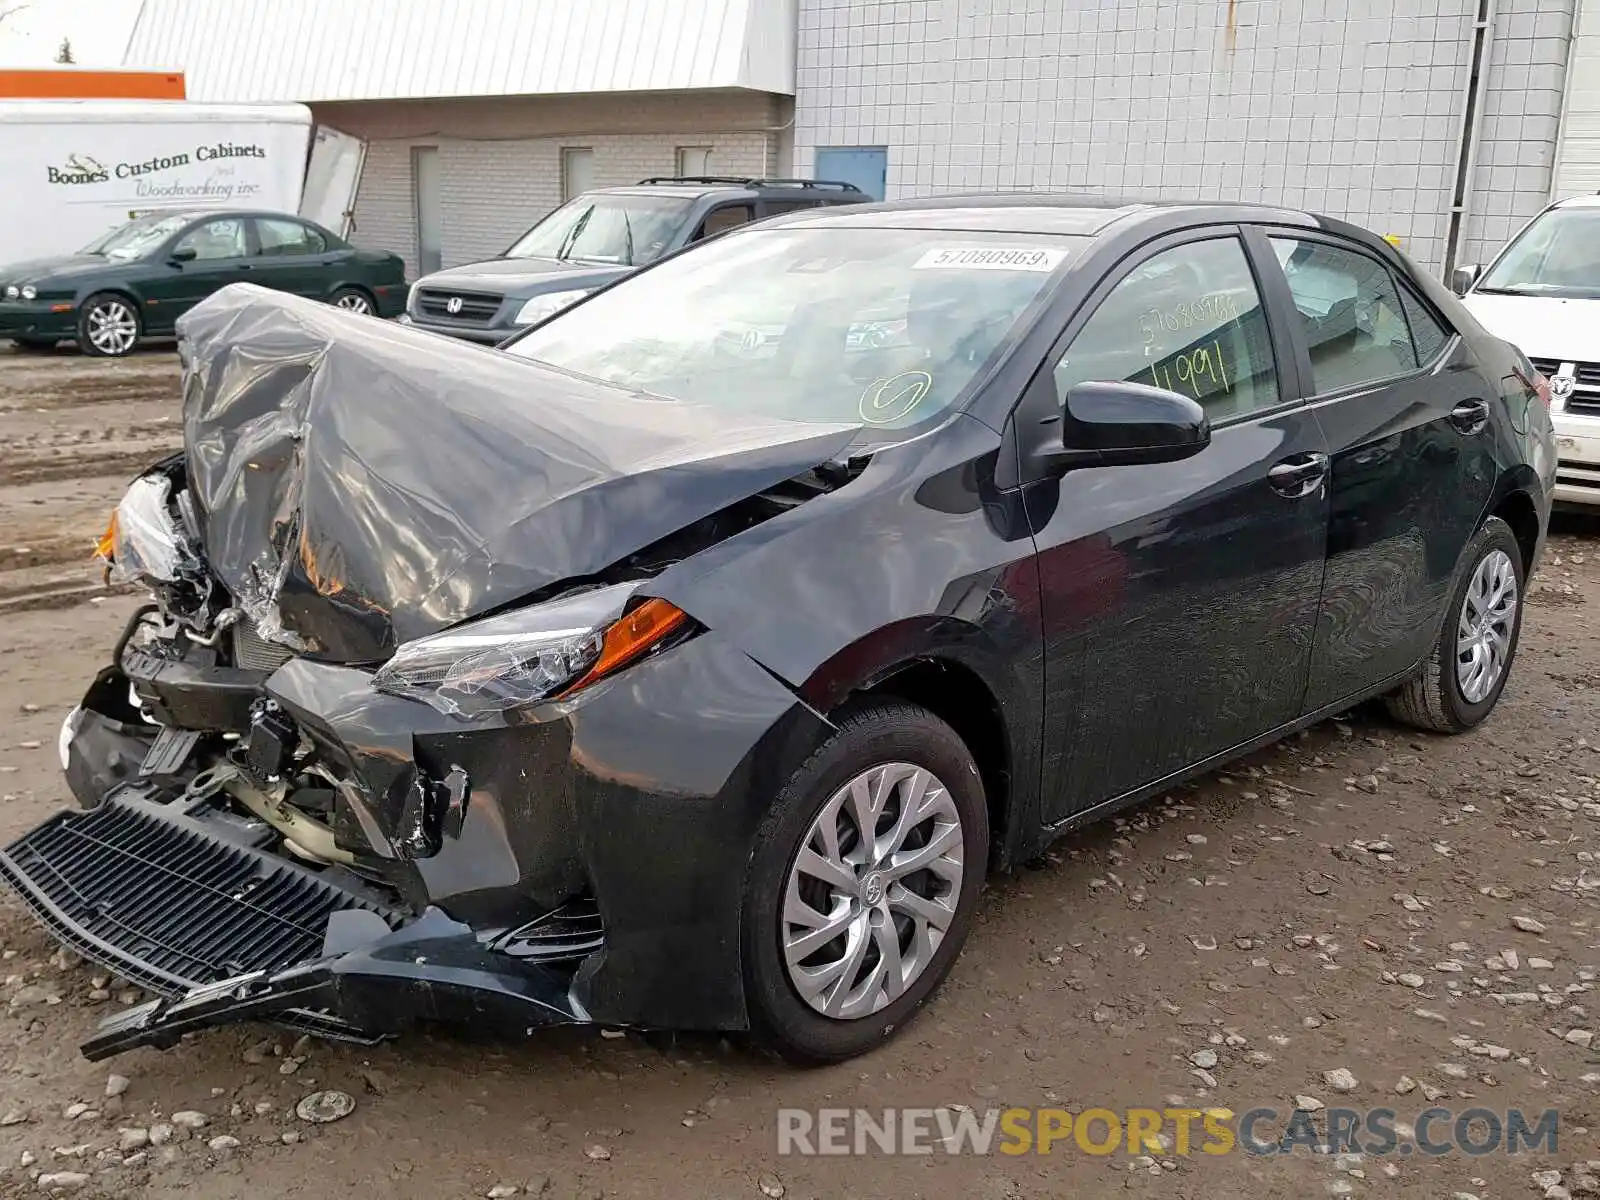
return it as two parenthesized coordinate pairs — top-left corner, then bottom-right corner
(504, 227), (1088, 430)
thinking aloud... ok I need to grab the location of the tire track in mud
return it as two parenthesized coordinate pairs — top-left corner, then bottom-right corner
(0, 350), (181, 611)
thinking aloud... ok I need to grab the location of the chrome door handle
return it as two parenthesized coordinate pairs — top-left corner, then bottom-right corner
(1268, 452), (1330, 499)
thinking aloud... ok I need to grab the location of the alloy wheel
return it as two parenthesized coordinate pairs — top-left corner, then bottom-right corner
(86, 300), (138, 355)
(335, 292), (374, 314)
(1456, 548), (1518, 704)
(781, 761), (965, 1019)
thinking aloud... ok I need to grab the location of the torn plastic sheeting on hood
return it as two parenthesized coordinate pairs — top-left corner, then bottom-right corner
(175, 284), (861, 663)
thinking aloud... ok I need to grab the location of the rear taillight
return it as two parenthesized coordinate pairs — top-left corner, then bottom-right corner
(1514, 363), (1551, 409)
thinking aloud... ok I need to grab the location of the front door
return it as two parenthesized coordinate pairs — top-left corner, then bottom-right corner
(1029, 230), (1331, 824)
(1259, 230), (1499, 708)
(141, 216), (254, 331)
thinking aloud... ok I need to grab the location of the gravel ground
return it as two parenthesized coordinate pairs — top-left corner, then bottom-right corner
(0, 348), (1597, 1200)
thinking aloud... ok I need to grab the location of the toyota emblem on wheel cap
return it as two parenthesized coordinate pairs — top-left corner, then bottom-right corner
(445, 296), (464, 315)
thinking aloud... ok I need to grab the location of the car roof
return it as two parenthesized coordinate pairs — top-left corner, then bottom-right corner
(764, 193), (1336, 238)
(128, 207), (316, 224)
(589, 180), (865, 203)
(1552, 193), (1600, 209)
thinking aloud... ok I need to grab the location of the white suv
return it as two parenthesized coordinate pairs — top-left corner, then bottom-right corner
(1456, 194), (1600, 505)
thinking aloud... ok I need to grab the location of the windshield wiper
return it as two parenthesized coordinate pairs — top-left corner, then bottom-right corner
(555, 207), (594, 262)
(1474, 284), (1559, 296)
(622, 210), (635, 266)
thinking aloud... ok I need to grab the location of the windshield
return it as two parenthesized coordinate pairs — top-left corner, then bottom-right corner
(503, 195), (693, 265)
(1477, 207), (1600, 298)
(504, 227), (1086, 429)
(81, 214), (192, 261)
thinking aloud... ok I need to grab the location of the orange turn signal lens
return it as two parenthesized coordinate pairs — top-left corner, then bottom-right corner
(94, 511), (118, 561)
(561, 597), (690, 696)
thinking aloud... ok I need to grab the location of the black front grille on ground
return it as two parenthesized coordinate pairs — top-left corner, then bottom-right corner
(0, 794), (401, 998)
(415, 288), (502, 325)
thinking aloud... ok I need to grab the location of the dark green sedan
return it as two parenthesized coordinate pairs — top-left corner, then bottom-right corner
(0, 209), (407, 357)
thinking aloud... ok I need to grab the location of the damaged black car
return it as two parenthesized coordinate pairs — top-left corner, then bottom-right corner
(1, 196), (1556, 1063)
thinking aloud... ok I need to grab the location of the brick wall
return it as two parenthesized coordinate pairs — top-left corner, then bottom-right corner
(314, 91), (788, 275)
(793, 0), (1577, 276)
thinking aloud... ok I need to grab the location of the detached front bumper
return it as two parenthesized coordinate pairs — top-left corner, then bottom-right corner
(0, 788), (590, 1059)
(4, 605), (833, 1057)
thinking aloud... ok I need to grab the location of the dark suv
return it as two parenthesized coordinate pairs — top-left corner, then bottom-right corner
(400, 176), (868, 343)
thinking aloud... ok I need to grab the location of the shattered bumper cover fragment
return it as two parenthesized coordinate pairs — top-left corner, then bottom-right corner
(0, 789), (588, 1058)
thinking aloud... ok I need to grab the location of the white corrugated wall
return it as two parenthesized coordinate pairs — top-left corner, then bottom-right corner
(123, 0), (795, 101)
(1554, 0), (1600, 194)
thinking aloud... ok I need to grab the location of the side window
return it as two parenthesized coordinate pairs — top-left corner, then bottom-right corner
(1270, 238), (1419, 393)
(1397, 286), (1451, 366)
(763, 199), (823, 218)
(1052, 237), (1279, 422)
(692, 204), (754, 242)
(256, 218), (327, 257)
(174, 218), (248, 261)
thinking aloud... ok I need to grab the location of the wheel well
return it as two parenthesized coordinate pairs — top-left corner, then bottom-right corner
(81, 289), (141, 317)
(1492, 490), (1539, 575)
(854, 658), (1010, 864)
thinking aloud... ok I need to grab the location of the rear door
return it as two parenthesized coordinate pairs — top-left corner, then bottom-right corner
(1031, 228), (1332, 824)
(1255, 228), (1497, 709)
(247, 217), (340, 300)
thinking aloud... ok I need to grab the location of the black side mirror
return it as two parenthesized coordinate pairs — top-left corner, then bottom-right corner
(1044, 380), (1210, 471)
(1450, 264), (1479, 296)
(169, 246), (197, 264)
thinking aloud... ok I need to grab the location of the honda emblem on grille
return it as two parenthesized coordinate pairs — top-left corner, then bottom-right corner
(446, 296), (464, 315)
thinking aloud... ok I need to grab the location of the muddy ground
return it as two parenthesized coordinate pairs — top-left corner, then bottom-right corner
(0, 346), (1596, 1200)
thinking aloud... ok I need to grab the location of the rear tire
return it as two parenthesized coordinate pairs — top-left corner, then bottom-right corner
(742, 701), (988, 1063)
(77, 293), (141, 358)
(330, 286), (376, 316)
(1386, 516), (1524, 733)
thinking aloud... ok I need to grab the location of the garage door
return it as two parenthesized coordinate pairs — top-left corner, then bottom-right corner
(1555, 0), (1600, 196)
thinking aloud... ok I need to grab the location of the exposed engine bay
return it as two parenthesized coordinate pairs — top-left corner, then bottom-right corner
(0, 285), (866, 1059)
(91, 451), (850, 887)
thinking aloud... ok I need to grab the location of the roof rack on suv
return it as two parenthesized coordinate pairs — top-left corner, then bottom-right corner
(636, 176), (864, 193)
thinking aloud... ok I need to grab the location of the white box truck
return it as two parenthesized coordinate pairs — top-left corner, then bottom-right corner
(0, 101), (333, 265)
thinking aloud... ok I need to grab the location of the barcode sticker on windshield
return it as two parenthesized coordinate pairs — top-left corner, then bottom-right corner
(912, 247), (1068, 272)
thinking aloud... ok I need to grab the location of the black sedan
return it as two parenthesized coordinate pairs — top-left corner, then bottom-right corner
(0, 196), (1556, 1064)
(0, 209), (406, 356)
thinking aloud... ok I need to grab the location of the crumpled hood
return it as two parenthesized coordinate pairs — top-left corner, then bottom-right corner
(176, 283), (858, 662)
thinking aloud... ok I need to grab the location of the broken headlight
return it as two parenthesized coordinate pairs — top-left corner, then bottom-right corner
(372, 583), (689, 718)
(99, 474), (186, 584)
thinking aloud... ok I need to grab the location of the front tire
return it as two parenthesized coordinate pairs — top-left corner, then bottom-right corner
(1387, 516), (1524, 733)
(77, 293), (141, 357)
(743, 701), (988, 1063)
